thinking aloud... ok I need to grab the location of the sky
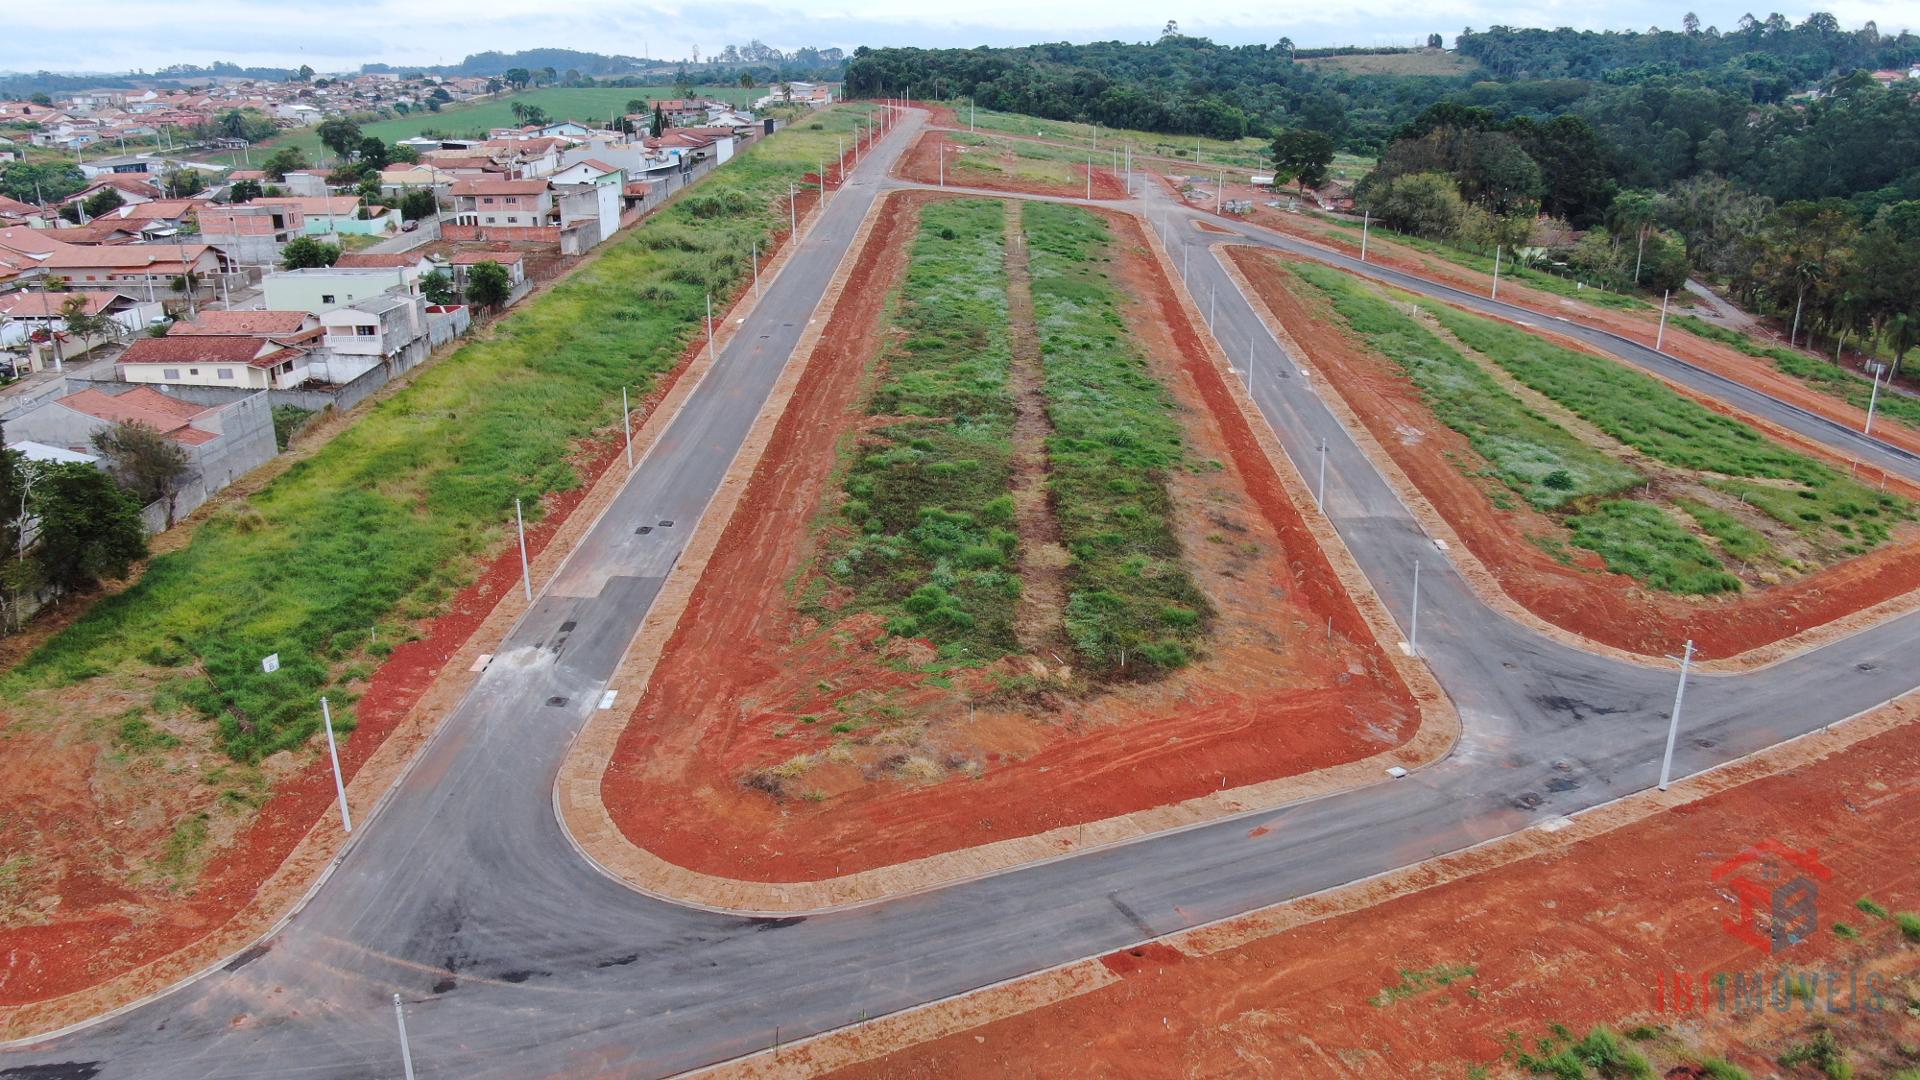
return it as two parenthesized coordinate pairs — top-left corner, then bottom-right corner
(3, 0), (1917, 75)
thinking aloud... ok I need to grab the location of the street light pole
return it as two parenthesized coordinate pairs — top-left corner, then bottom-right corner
(1409, 560), (1421, 656)
(1360, 210), (1370, 263)
(1316, 438), (1328, 509)
(515, 497), (532, 602)
(1655, 289), (1671, 352)
(1865, 362), (1885, 435)
(1490, 245), (1502, 301)
(706, 292), (716, 364)
(320, 697), (351, 833)
(393, 993), (418, 1080)
(622, 386), (633, 469)
(1657, 639), (1695, 791)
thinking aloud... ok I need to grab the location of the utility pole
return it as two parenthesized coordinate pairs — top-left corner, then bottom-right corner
(515, 498), (532, 602)
(1215, 172), (1223, 215)
(1085, 156), (1092, 201)
(788, 182), (796, 237)
(320, 697), (351, 833)
(706, 292), (716, 364)
(939, 140), (944, 187)
(1633, 225), (1647, 286)
(838, 136), (844, 182)
(1316, 438), (1328, 509)
(1655, 289), (1671, 352)
(751, 239), (760, 298)
(1409, 560), (1421, 656)
(622, 386), (633, 469)
(1490, 246), (1502, 300)
(1865, 362), (1885, 435)
(1360, 210), (1370, 263)
(1657, 640), (1695, 791)
(393, 994), (418, 1080)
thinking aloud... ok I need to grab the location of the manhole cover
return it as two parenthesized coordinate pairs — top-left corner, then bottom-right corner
(635, 525), (652, 535)
(546, 696), (569, 707)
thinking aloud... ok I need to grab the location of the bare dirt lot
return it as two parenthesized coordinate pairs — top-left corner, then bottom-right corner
(599, 193), (1419, 884)
(824, 704), (1920, 1079)
(1230, 247), (1920, 662)
(897, 129), (1129, 201)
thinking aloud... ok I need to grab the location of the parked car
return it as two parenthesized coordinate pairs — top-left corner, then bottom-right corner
(402, 219), (420, 232)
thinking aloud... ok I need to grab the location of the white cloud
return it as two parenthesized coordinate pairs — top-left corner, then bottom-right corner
(4, 0), (1919, 74)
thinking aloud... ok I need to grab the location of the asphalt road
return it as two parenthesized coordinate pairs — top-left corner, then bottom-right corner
(8, 122), (1920, 1080)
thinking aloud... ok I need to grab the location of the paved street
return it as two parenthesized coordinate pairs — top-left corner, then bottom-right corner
(7, 116), (1920, 1080)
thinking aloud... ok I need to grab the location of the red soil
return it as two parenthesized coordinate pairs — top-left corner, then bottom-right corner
(600, 194), (1417, 883)
(0, 177), (823, 1007)
(1230, 247), (1920, 662)
(897, 129), (1129, 201)
(1216, 191), (1920, 460)
(831, 706), (1920, 1079)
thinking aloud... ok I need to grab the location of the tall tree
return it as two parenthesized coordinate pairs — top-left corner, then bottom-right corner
(465, 261), (512, 309)
(316, 117), (364, 161)
(281, 236), (342, 270)
(1271, 128), (1336, 191)
(92, 422), (194, 529)
(29, 462), (147, 599)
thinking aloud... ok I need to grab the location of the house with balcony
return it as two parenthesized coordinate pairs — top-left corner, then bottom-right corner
(313, 293), (429, 383)
(262, 265), (419, 313)
(450, 178), (554, 229)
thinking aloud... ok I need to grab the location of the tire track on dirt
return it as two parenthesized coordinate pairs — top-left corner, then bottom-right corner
(1001, 201), (1072, 657)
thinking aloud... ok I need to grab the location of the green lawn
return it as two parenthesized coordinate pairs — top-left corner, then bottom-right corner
(204, 85), (764, 167)
(1023, 201), (1210, 672)
(3, 104), (879, 763)
(819, 197), (1021, 658)
(947, 104), (1277, 173)
(1287, 261), (1910, 593)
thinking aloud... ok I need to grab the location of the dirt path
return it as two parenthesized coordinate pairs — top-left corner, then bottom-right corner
(1000, 202), (1071, 654)
(1685, 278), (1759, 333)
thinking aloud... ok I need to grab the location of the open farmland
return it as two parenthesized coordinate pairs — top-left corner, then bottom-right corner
(1231, 249), (1920, 659)
(202, 84), (763, 166)
(0, 104), (877, 1007)
(599, 192), (1422, 883)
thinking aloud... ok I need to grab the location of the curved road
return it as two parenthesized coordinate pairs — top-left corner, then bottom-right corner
(7, 115), (1920, 1079)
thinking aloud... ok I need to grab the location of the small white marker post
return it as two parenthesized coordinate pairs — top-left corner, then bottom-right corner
(320, 697), (351, 833)
(1490, 246), (1502, 300)
(1409, 560), (1421, 656)
(1360, 210), (1370, 263)
(1655, 289), (1671, 352)
(1316, 438), (1328, 509)
(751, 239), (760, 298)
(622, 386), (632, 469)
(393, 993), (417, 1080)
(1658, 640), (1695, 791)
(514, 497), (531, 602)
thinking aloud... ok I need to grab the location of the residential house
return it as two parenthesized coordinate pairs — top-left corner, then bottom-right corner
(41, 243), (226, 303)
(117, 332), (311, 390)
(0, 291), (162, 359)
(450, 178), (553, 228)
(314, 293), (431, 382)
(253, 195), (399, 237)
(195, 200), (306, 265)
(261, 265), (418, 313)
(1, 383), (277, 527)
(549, 159), (625, 187)
(448, 249), (527, 293)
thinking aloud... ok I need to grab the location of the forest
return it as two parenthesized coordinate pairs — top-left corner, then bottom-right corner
(848, 16), (1920, 365)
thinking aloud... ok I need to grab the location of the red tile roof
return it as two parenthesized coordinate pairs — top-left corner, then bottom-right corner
(168, 310), (315, 336)
(0, 291), (134, 318)
(121, 335), (273, 364)
(59, 386), (218, 444)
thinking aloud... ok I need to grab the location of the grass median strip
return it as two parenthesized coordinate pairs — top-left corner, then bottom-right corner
(817, 197), (1021, 659)
(1283, 260), (1909, 594)
(1022, 201), (1209, 674)
(2, 105), (878, 766)
(1420, 299), (1909, 553)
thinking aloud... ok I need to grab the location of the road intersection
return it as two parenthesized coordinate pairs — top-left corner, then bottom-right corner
(7, 110), (1920, 1080)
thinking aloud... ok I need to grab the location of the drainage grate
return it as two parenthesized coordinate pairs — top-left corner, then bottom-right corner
(546, 696), (569, 707)
(635, 525), (652, 535)
(658, 519), (675, 528)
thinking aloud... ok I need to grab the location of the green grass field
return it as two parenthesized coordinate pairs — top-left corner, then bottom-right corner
(204, 85), (763, 167)
(948, 105), (1278, 173)
(1311, 212), (1649, 310)
(1288, 261), (1911, 593)
(818, 197), (1021, 658)
(3, 104), (878, 763)
(1296, 51), (1481, 77)
(1023, 201), (1210, 671)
